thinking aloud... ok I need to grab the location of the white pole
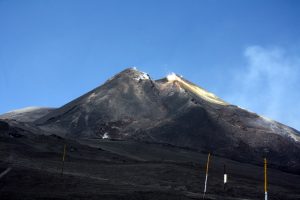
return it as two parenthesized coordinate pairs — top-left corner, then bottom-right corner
(203, 153), (211, 199)
(204, 174), (208, 193)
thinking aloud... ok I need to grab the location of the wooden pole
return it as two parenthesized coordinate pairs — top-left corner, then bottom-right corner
(264, 158), (268, 200)
(61, 144), (67, 176)
(203, 153), (211, 199)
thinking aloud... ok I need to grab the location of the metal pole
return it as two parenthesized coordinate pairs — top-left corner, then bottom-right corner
(264, 158), (268, 200)
(203, 153), (211, 199)
(61, 144), (67, 176)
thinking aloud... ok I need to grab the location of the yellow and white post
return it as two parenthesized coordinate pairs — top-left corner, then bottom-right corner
(264, 158), (268, 200)
(203, 153), (211, 199)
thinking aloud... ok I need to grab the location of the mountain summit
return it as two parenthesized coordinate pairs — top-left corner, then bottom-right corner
(2, 68), (300, 173)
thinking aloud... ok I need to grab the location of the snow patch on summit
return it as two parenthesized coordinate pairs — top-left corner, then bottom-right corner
(130, 67), (150, 81)
(167, 73), (178, 81)
(133, 72), (150, 81)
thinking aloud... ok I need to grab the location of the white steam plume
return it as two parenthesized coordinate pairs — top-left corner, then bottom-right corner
(225, 45), (300, 130)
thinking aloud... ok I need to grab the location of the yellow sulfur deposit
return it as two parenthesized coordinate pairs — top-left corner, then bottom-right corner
(167, 73), (228, 105)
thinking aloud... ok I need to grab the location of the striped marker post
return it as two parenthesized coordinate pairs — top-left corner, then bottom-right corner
(203, 153), (211, 199)
(264, 158), (268, 200)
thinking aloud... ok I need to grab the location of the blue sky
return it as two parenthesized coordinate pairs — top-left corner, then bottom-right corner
(1, 0), (300, 130)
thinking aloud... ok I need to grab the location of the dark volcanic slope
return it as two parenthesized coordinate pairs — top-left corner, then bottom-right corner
(32, 68), (300, 173)
(1, 130), (300, 200)
(36, 69), (168, 138)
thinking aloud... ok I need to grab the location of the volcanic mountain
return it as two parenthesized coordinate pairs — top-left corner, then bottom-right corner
(25, 68), (299, 173)
(1, 68), (300, 200)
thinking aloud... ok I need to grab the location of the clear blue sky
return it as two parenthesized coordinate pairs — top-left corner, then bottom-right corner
(1, 0), (300, 130)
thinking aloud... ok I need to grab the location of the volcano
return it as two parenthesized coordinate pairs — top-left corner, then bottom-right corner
(32, 68), (300, 172)
(1, 68), (300, 200)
